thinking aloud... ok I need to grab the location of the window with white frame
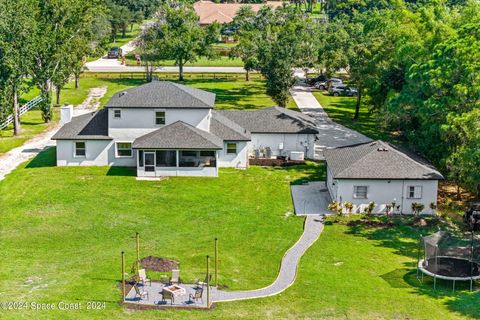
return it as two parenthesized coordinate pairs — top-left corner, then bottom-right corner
(226, 142), (237, 154)
(155, 111), (165, 125)
(113, 109), (121, 119)
(116, 142), (132, 157)
(74, 141), (86, 157)
(407, 186), (422, 199)
(353, 186), (368, 199)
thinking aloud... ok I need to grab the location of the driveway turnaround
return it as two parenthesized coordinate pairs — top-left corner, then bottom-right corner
(290, 85), (371, 157)
(291, 182), (334, 215)
(212, 215), (324, 302)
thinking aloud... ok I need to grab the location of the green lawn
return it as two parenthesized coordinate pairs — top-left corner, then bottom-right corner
(313, 91), (397, 142)
(124, 53), (244, 67)
(0, 76), (144, 155)
(0, 151), (478, 319)
(0, 110), (57, 154)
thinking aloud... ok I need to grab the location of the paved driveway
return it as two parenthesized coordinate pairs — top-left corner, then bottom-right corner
(290, 84), (371, 158)
(291, 182), (334, 215)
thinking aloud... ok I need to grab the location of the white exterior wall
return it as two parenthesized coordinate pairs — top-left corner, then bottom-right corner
(217, 141), (249, 168)
(56, 140), (111, 166)
(108, 108), (211, 141)
(249, 133), (316, 159)
(56, 140), (138, 167)
(326, 175), (439, 215)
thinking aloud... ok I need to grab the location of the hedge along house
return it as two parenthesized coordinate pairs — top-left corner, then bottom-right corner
(324, 140), (444, 214)
(52, 81), (318, 177)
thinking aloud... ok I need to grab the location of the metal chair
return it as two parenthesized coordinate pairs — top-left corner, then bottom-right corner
(189, 288), (203, 304)
(161, 288), (175, 305)
(138, 268), (151, 286)
(133, 284), (149, 301)
(169, 269), (181, 285)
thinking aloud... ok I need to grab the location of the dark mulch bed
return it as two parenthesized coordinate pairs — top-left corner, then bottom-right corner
(249, 158), (305, 167)
(347, 218), (394, 228)
(139, 256), (179, 272)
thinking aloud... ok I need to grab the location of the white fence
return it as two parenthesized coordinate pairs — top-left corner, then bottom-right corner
(0, 96), (43, 130)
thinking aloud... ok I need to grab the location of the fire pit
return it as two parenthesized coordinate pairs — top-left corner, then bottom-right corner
(163, 285), (186, 296)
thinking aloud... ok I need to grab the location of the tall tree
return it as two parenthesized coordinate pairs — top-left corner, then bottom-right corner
(138, 4), (219, 81)
(0, 0), (37, 135)
(31, 0), (102, 122)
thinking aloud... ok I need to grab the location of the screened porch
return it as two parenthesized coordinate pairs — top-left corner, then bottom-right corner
(136, 149), (218, 177)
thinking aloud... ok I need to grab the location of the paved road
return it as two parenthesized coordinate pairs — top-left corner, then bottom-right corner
(213, 215), (324, 302)
(85, 64), (250, 73)
(290, 84), (371, 157)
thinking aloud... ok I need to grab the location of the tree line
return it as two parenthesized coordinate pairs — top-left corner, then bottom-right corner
(138, 0), (479, 195)
(0, 0), (161, 136)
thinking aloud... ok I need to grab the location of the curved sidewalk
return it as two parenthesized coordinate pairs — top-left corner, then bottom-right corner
(213, 215), (324, 302)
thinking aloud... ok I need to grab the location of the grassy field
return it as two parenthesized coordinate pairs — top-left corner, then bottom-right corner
(124, 54), (244, 67)
(0, 77), (144, 155)
(1, 74), (296, 155)
(0, 150), (478, 319)
(313, 91), (397, 142)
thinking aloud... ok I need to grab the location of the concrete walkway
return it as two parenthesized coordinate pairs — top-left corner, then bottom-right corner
(290, 84), (371, 157)
(0, 87), (107, 182)
(212, 215), (324, 302)
(291, 182), (333, 215)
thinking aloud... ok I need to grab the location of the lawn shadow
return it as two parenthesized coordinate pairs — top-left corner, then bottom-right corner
(284, 162), (326, 185)
(344, 216), (480, 318)
(106, 166), (136, 177)
(25, 147), (56, 168)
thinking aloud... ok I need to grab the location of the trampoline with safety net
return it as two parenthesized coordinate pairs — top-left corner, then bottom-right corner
(417, 231), (480, 291)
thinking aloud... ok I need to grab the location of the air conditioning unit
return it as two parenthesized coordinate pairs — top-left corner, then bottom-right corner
(290, 151), (304, 161)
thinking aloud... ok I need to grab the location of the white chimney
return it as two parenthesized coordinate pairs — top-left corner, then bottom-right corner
(60, 104), (73, 125)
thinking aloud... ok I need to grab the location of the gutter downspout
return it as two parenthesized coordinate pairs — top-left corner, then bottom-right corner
(401, 179), (405, 214)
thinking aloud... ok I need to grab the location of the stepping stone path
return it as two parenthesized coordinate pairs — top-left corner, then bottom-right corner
(212, 215), (324, 302)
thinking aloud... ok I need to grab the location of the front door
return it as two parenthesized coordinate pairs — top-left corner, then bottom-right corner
(144, 152), (155, 176)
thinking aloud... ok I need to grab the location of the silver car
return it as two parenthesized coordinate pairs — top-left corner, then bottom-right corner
(328, 85), (358, 96)
(315, 78), (343, 90)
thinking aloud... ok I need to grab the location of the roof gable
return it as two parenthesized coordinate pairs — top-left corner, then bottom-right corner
(218, 107), (318, 134)
(52, 109), (111, 140)
(324, 140), (444, 180)
(133, 121), (223, 149)
(105, 81), (215, 109)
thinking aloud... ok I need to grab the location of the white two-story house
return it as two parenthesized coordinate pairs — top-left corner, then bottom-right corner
(52, 81), (319, 177)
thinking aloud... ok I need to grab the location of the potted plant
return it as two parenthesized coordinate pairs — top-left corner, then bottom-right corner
(343, 201), (353, 216)
(429, 202), (437, 215)
(385, 204), (392, 217)
(328, 201), (343, 216)
(363, 201), (376, 216)
(411, 202), (425, 216)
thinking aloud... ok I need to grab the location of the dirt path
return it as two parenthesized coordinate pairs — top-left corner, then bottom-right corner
(0, 87), (107, 181)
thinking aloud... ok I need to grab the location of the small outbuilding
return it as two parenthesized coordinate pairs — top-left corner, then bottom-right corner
(324, 140), (444, 214)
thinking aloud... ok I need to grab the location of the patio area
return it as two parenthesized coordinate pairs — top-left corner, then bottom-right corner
(124, 282), (216, 309)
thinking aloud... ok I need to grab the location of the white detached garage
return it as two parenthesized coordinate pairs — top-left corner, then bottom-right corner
(324, 140), (444, 215)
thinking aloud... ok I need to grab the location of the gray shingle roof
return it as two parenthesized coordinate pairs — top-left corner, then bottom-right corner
(133, 121), (223, 149)
(218, 107), (318, 134)
(51, 109), (111, 140)
(210, 111), (251, 141)
(105, 81), (215, 109)
(324, 140), (444, 180)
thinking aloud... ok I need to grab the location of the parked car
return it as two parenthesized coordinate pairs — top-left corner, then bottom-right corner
(315, 78), (343, 90)
(107, 47), (123, 59)
(305, 74), (327, 86)
(328, 85), (358, 96)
